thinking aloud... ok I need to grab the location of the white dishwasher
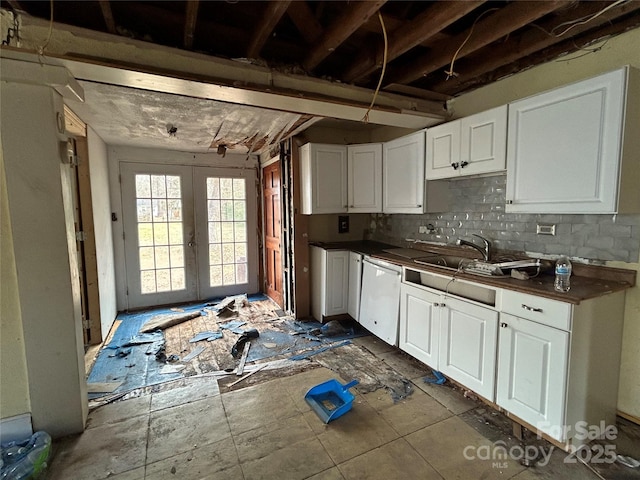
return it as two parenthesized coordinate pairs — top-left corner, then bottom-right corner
(359, 257), (402, 346)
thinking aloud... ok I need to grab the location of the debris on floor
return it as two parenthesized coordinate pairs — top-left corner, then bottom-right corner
(209, 294), (248, 315)
(189, 331), (223, 343)
(86, 381), (122, 394)
(181, 346), (205, 363)
(139, 311), (202, 333)
(0, 431), (51, 479)
(231, 328), (259, 358)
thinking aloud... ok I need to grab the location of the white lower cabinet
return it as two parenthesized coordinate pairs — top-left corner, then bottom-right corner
(438, 297), (498, 401)
(310, 246), (349, 322)
(496, 313), (569, 441)
(399, 280), (498, 401)
(399, 283), (440, 368)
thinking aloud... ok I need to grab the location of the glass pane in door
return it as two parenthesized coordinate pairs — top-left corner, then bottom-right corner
(135, 174), (185, 294)
(206, 177), (248, 287)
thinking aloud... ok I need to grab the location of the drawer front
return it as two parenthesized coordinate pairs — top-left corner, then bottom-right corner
(501, 290), (571, 331)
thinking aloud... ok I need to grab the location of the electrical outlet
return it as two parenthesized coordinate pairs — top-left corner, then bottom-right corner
(536, 223), (556, 235)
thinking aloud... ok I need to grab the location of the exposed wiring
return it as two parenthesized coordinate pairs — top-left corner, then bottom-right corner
(362, 11), (388, 123)
(37, 0), (54, 56)
(444, 8), (499, 80)
(552, 0), (628, 37)
(556, 37), (610, 62)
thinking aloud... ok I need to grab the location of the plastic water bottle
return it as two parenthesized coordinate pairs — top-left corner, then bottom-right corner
(554, 256), (572, 292)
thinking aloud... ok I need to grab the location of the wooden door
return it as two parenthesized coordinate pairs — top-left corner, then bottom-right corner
(263, 161), (284, 307)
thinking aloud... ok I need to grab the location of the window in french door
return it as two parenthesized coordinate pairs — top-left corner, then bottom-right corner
(206, 177), (248, 287)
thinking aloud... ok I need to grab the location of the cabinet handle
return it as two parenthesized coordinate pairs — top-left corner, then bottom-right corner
(522, 304), (543, 313)
(506, 200), (513, 205)
(434, 303), (440, 307)
(460, 161), (468, 168)
(501, 322), (508, 328)
(440, 303), (446, 308)
(451, 162), (459, 170)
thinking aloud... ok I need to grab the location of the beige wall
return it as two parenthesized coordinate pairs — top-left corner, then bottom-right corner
(0, 144), (31, 420)
(87, 128), (118, 340)
(1, 80), (87, 437)
(450, 26), (640, 418)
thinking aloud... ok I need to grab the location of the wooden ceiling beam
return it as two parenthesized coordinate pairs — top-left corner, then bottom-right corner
(387, 1), (571, 86)
(342, 1), (485, 83)
(183, 1), (200, 49)
(488, 14), (640, 85)
(6, 0), (25, 12)
(247, 1), (292, 59)
(429, 1), (640, 94)
(302, 0), (387, 71)
(287, 1), (323, 44)
(98, 0), (117, 35)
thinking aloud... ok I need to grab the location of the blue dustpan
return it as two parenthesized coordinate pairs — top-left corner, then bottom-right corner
(305, 379), (359, 423)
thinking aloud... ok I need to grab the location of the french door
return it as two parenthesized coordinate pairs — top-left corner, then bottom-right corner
(121, 163), (258, 309)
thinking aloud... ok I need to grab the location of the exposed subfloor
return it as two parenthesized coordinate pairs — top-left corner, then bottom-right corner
(47, 336), (640, 480)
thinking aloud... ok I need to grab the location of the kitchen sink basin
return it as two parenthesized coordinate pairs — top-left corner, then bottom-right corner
(413, 255), (474, 272)
(417, 270), (497, 305)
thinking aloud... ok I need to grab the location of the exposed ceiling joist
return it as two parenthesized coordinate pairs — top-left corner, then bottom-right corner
(286, 1), (323, 44)
(342, 1), (485, 83)
(246, 1), (292, 59)
(388, 0), (571, 86)
(183, 1), (200, 50)
(98, 0), (117, 35)
(303, 0), (387, 71)
(4, 0), (639, 100)
(449, 10), (640, 95)
(430, 0), (640, 94)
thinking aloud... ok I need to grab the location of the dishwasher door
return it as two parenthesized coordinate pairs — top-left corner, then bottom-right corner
(359, 258), (402, 346)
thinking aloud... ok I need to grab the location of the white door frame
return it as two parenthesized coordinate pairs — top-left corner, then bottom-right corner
(120, 162), (259, 309)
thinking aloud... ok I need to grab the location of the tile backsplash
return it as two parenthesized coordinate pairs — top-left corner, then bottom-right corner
(366, 174), (640, 264)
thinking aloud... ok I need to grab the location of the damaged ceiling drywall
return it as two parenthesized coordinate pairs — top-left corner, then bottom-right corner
(66, 81), (313, 154)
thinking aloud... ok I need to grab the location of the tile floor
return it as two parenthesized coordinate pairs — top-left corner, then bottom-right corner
(46, 337), (639, 480)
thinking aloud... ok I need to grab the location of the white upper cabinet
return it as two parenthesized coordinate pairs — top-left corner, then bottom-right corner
(383, 130), (426, 214)
(347, 143), (383, 213)
(299, 143), (348, 214)
(426, 105), (507, 179)
(506, 67), (639, 214)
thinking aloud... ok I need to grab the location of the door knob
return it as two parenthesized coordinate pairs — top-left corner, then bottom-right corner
(501, 322), (508, 328)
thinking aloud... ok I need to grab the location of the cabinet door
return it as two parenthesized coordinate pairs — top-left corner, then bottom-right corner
(348, 252), (362, 321)
(348, 143), (382, 213)
(460, 105), (507, 177)
(383, 131), (425, 214)
(324, 250), (349, 316)
(399, 283), (440, 368)
(439, 297), (498, 401)
(496, 313), (569, 442)
(425, 121), (460, 179)
(506, 68), (625, 213)
(299, 143), (347, 214)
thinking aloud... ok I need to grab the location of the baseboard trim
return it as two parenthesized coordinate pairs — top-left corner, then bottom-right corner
(0, 413), (33, 443)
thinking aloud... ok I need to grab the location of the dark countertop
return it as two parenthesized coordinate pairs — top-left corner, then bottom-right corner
(309, 241), (635, 305)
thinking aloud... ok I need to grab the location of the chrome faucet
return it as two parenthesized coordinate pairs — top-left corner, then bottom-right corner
(456, 234), (492, 261)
